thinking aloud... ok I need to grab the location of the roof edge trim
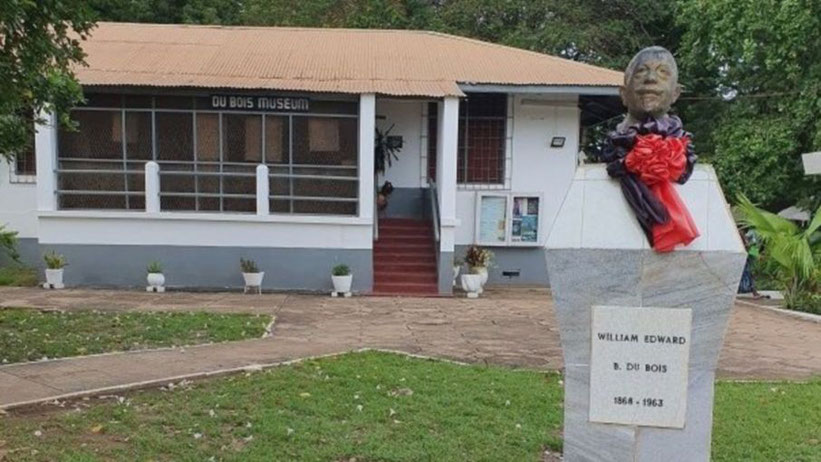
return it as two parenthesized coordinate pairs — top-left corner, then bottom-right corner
(459, 84), (620, 96)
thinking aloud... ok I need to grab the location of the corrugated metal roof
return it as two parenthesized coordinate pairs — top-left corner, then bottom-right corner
(76, 22), (622, 97)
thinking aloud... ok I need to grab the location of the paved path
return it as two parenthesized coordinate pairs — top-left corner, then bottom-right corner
(0, 287), (819, 409)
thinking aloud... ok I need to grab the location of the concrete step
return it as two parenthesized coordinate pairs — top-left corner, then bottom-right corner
(379, 218), (431, 227)
(374, 262), (437, 273)
(374, 271), (438, 284)
(374, 243), (435, 253)
(375, 236), (433, 245)
(372, 281), (439, 295)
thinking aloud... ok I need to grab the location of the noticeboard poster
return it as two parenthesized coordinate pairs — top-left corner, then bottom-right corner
(478, 195), (507, 243)
(511, 196), (539, 243)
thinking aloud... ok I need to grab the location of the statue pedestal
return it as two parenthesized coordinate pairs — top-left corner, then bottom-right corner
(545, 165), (746, 461)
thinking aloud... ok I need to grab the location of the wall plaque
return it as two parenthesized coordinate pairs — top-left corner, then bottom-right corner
(589, 305), (692, 428)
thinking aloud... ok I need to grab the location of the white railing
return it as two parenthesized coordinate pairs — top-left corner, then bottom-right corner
(139, 161), (354, 215)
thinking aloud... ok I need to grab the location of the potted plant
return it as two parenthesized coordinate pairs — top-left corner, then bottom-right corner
(240, 258), (264, 294)
(461, 266), (483, 298)
(146, 261), (165, 292)
(43, 251), (67, 289)
(331, 264), (353, 297)
(452, 257), (464, 287)
(464, 245), (494, 293)
(374, 125), (402, 175)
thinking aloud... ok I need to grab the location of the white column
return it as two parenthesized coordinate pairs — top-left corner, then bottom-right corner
(35, 111), (57, 211)
(256, 164), (270, 215)
(436, 96), (460, 252)
(358, 94), (376, 221)
(144, 161), (160, 213)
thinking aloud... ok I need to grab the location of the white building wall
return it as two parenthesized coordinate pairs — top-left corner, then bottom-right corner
(376, 99), (424, 188)
(0, 161), (38, 238)
(10, 95), (582, 254)
(454, 94), (580, 246)
(37, 212), (373, 249)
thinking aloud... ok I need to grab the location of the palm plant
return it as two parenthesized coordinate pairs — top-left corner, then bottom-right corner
(374, 125), (401, 174)
(735, 194), (820, 310)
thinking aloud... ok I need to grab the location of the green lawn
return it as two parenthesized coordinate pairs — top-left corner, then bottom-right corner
(0, 308), (271, 363)
(0, 351), (817, 461)
(0, 266), (38, 287)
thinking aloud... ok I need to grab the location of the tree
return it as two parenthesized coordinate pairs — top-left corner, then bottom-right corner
(436, 0), (680, 70)
(0, 0), (96, 160)
(677, 0), (821, 210)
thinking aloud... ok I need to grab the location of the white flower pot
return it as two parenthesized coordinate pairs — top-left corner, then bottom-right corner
(147, 272), (165, 287)
(470, 266), (488, 293)
(461, 274), (482, 298)
(242, 272), (265, 287)
(452, 265), (461, 287)
(332, 274), (353, 294)
(45, 268), (64, 287)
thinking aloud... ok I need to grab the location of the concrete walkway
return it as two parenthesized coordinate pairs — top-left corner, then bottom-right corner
(1, 287), (819, 409)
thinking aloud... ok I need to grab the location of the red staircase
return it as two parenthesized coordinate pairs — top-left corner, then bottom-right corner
(373, 218), (439, 296)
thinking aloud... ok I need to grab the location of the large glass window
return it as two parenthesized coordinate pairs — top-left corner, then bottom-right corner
(56, 93), (359, 215)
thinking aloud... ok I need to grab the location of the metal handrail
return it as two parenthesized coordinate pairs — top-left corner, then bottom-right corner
(429, 180), (441, 243)
(373, 178), (379, 241)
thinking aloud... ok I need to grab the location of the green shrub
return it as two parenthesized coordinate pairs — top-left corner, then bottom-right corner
(790, 291), (821, 315)
(240, 258), (259, 273)
(43, 251), (67, 269)
(735, 194), (820, 311)
(0, 225), (20, 263)
(146, 261), (163, 273)
(0, 266), (38, 286)
(332, 264), (350, 276)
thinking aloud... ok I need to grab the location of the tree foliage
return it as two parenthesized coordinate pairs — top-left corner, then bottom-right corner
(678, 0), (821, 210)
(10, 0), (818, 214)
(0, 0), (96, 159)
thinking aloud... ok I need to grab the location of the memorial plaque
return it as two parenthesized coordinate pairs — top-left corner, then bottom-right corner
(589, 305), (692, 428)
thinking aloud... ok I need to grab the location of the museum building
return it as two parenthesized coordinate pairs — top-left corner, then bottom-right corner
(0, 22), (623, 294)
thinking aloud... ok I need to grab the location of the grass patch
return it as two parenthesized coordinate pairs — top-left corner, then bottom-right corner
(0, 308), (271, 363)
(713, 381), (821, 461)
(0, 351), (818, 461)
(0, 266), (38, 287)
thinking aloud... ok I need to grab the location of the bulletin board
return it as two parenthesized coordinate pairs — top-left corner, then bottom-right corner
(474, 192), (543, 247)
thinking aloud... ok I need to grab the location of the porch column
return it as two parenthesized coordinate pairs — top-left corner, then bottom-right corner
(435, 96), (460, 294)
(358, 94), (376, 222)
(35, 111), (57, 211)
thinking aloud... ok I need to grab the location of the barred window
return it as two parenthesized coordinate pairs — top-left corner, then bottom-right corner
(13, 132), (36, 179)
(458, 93), (507, 184)
(427, 94), (507, 185)
(57, 93), (359, 215)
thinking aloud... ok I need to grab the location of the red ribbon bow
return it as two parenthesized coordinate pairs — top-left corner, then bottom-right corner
(625, 134), (700, 252)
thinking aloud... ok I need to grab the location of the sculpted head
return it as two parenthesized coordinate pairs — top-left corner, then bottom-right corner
(620, 46), (681, 119)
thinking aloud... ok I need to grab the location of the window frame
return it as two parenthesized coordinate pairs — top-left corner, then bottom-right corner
(55, 92), (360, 216)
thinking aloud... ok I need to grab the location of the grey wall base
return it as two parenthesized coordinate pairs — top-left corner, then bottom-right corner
(437, 250), (453, 295)
(545, 248), (745, 462)
(13, 242), (373, 293)
(455, 245), (549, 286)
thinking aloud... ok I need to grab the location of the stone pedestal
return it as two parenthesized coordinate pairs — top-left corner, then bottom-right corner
(545, 165), (746, 462)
